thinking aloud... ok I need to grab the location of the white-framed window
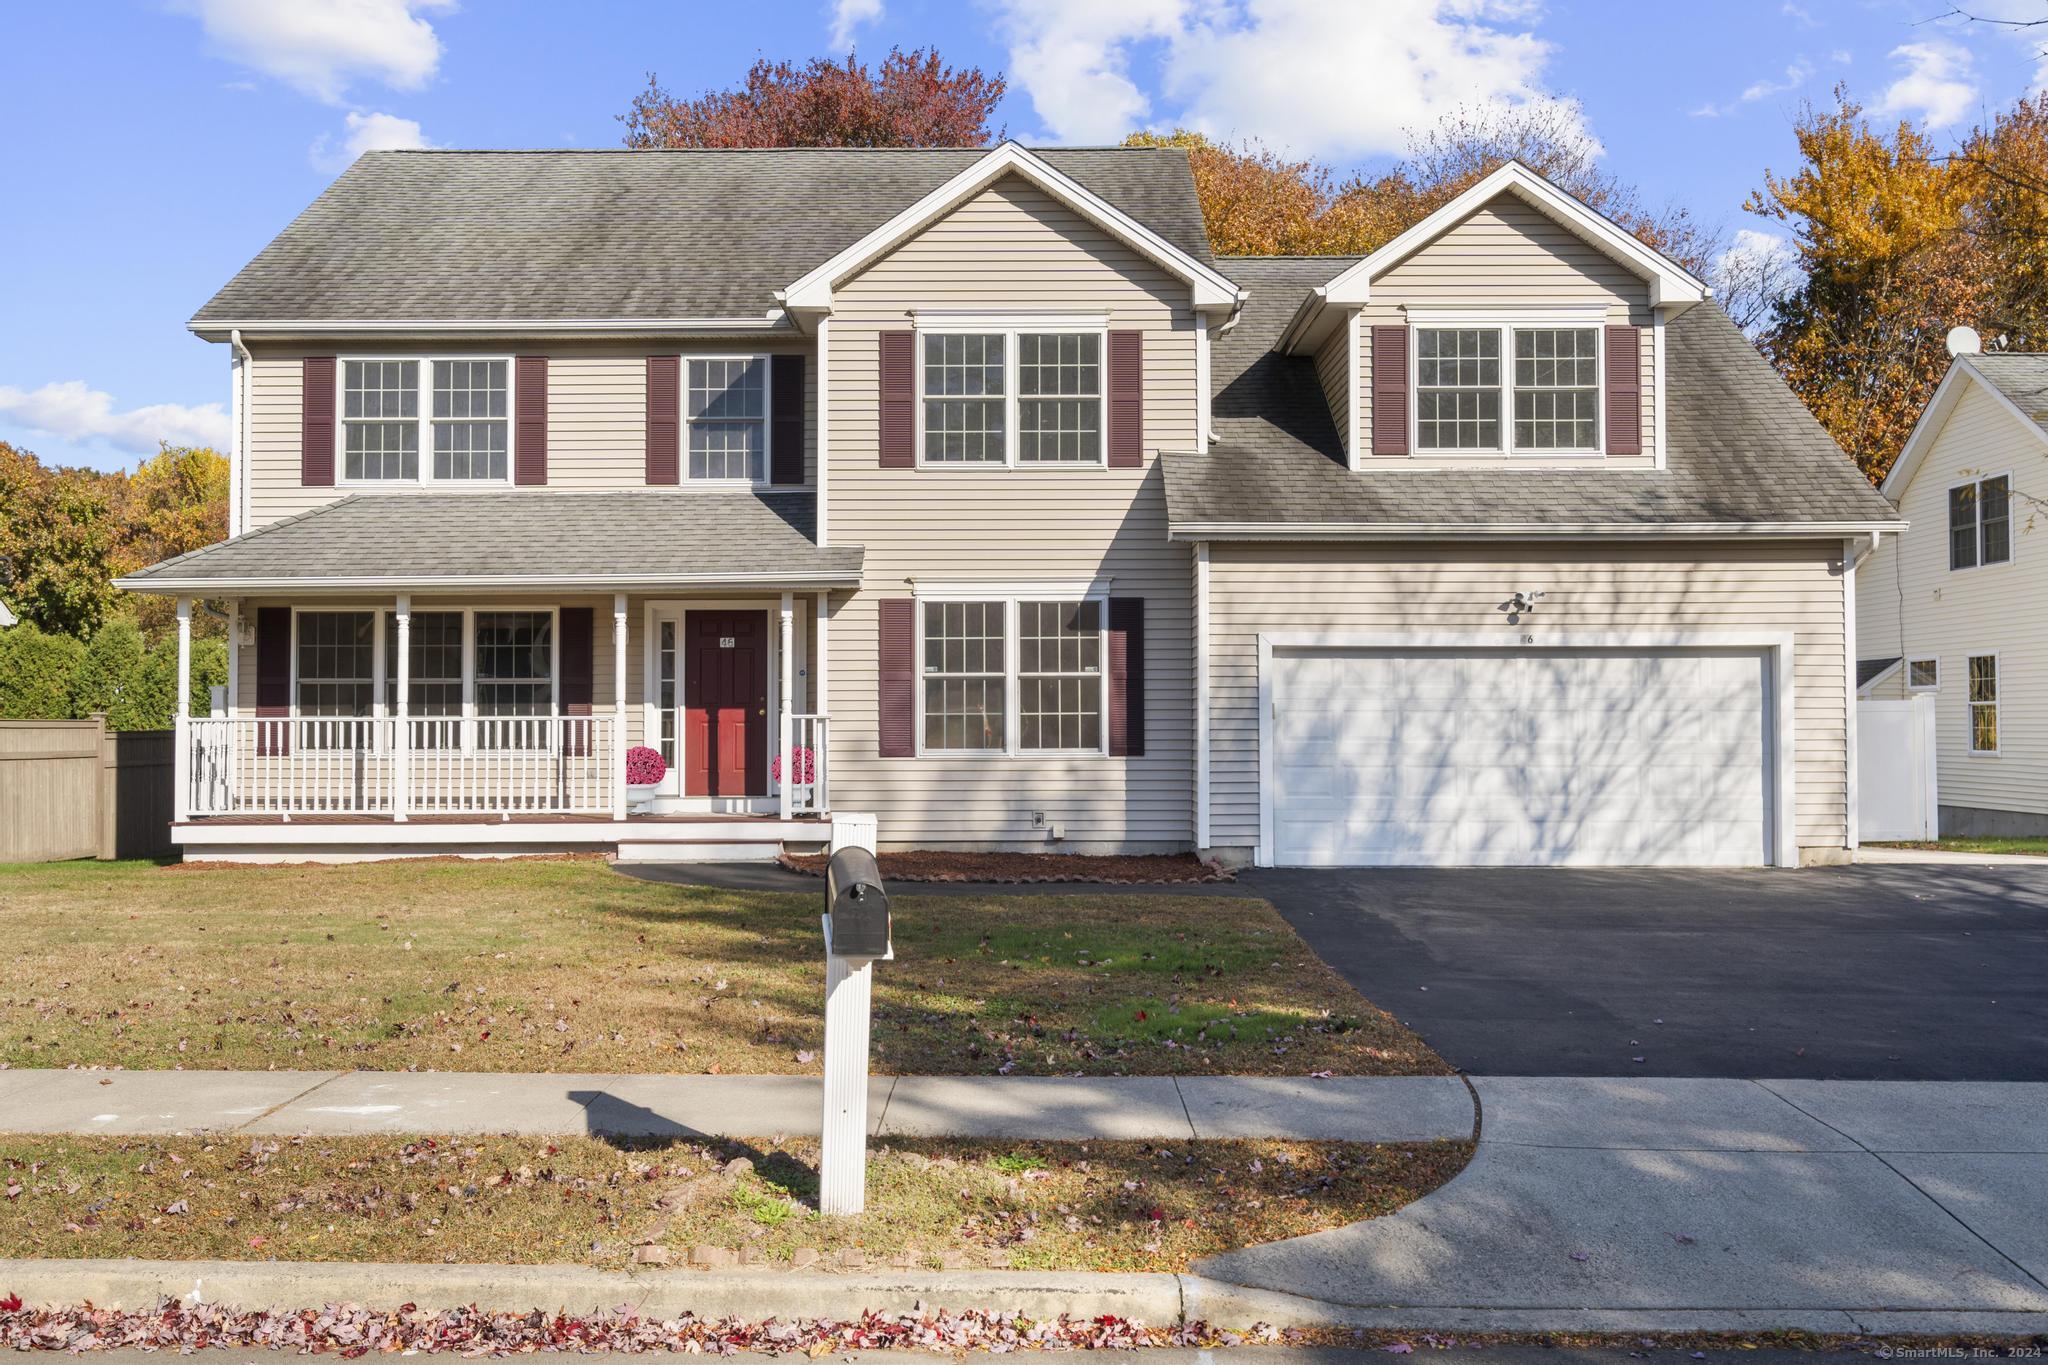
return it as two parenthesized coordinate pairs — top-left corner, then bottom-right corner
(916, 318), (1107, 467)
(916, 592), (1108, 755)
(1411, 316), (1604, 455)
(1949, 474), (2013, 571)
(290, 606), (559, 749)
(1968, 653), (2000, 754)
(1908, 658), (1940, 692)
(339, 357), (513, 485)
(686, 355), (770, 481)
(296, 611), (376, 717)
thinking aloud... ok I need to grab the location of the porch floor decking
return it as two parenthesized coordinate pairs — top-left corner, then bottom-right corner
(176, 812), (827, 827)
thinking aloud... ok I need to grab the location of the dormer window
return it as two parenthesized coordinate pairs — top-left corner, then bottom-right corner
(1408, 314), (1606, 456)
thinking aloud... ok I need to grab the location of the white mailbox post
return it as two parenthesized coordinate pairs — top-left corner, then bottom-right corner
(819, 815), (886, 1216)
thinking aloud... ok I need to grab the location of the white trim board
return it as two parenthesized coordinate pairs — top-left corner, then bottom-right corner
(1252, 630), (1799, 870)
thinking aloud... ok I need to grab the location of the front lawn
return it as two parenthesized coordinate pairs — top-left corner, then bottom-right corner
(0, 1132), (1470, 1273)
(1870, 837), (2048, 857)
(0, 859), (1443, 1076)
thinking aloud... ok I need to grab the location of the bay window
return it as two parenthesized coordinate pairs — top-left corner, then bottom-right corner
(919, 596), (1106, 755)
(1412, 319), (1604, 454)
(686, 357), (768, 480)
(918, 322), (1105, 466)
(338, 357), (512, 484)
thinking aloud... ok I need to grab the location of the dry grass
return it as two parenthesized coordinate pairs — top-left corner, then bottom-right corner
(0, 859), (1444, 1076)
(0, 1132), (1470, 1274)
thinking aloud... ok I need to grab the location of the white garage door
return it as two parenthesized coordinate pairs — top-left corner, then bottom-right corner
(1269, 647), (1773, 867)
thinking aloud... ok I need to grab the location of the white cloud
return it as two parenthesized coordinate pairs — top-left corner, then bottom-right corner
(829, 0), (883, 51)
(0, 381), (230, 457)
(990, 0), (1573, 159)
(311, 110), (434, 171)
(1874, 39), (1979, 128)
(175, 0), (454, 104)
(1693, 57), (1815, 118)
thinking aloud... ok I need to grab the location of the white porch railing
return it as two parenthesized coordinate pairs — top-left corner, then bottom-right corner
(783, 713), (829, 815)
(185, 715), (616, 819)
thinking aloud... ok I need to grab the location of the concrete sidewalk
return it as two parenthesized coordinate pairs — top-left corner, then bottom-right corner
(1198, 1076), (2048, 1334)
(0, 1068), (1474, 1142)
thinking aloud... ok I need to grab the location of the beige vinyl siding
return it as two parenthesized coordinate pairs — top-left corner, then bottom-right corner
(823, 174), (1198, 850)
(1205, 540), (1852, 857)
(244, 340), (816, 529)
(1354, 194), (1658, 470)
(1856, 380), (2047, 816)
(1313, 322), (1352, 458)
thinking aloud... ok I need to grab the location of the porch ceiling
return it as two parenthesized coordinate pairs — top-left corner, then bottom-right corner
(116, 489), (863, 595)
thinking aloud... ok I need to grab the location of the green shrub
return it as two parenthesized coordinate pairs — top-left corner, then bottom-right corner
(69, 617), (144, 720)
(0, 623), (86, 719)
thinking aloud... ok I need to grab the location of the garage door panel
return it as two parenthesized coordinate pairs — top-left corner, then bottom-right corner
(1269, 647), (1771, 868)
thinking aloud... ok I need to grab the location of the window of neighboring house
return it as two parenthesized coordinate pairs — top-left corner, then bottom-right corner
(431, 360), (509, 481)
(922, 600), (1006, 750)
(1949, 475), (2013, 570)
(1969, 654), (2000, 753)
(295, 612), (376, 749)
(922, 333), (1007, 464)
(341, 358), (512, 484)
(1017, 600), (1102, 750)
(1017, 333), (1101, 463)
(686, 357), (768, 480)
(1415, 328), (1500, 450)
(1512, 328), (1599, 450)
(1908, 658), (1940, 691)
(342, 361), (419, 481)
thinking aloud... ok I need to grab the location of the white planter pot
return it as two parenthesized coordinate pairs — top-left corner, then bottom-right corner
(625, 783), (661, 813)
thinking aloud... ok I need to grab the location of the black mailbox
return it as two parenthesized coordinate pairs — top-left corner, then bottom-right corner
(825, 846), (891, 958)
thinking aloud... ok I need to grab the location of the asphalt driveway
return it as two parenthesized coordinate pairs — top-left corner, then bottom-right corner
(1244, 863), (2048, 1080)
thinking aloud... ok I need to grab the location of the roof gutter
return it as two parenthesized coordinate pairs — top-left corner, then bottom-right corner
(188, 314), (795, 342)
(115, 569), (866, 596)
(1170, 520), (1906, 542)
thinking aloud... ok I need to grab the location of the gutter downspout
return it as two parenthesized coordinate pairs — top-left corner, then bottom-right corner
(229, 329), (253, 538)
(1842, 529), (1885, 858)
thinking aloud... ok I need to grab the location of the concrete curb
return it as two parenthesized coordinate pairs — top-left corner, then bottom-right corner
(6, 1260), (2046, 1337)
(1857, 846), (2048, 866)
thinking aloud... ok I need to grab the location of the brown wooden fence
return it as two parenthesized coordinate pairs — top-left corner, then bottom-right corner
(0, 718), (176, 863)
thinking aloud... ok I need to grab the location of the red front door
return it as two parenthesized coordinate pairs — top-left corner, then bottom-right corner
(684, 611), (768, 798)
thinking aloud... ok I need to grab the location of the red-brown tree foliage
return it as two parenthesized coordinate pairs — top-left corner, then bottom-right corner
(622, 49), (1004, 149)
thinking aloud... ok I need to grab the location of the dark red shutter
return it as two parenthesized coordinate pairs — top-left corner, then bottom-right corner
(1370, 326), (1408, 455)
(646, 356), (680, 484)
(302, 357), (335, 486)
(771, 354), (805, 484)
(256, 606), (292, 757)
(514, 356), (548, 485)
(1107, 330), (1143, 468)
(1605, 324), (1643, 456)
(1107, 598), (1144, 757)
(878, 331), (915, 468)
(559, 606), (593, 756)
(877, 598), (915, 757)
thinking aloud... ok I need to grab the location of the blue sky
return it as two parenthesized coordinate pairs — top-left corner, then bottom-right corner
(3, 0), (2044, 472)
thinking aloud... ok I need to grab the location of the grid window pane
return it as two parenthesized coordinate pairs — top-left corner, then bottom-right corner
(1018, 333), (1101, 463)
(1950, 484), (1981, 569)
(686, 358), (767, 480)
(381, 611), (464, 716)
(1969, 654), (1998, 752)
(296, 611), (374, 718)
(1018, 600), (1101, 751)
(657, 620), (678, 772)
(430, 360), (508, 480)
(922, 600), (1005, 750)
(1415, 328), (1500, 449)
(1980, 475), (2012, 565)
(342, 361), (419, 481)
(922, 333), (1006, 463)
(474, 611), (553, 718)
(1512, 327), (1599, 450)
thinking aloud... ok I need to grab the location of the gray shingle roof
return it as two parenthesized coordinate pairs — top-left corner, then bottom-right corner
(193, 147), (1213, 327)
(116, 491), (862, 591)
(1966, 354), (2048, 433)
(1858, 657), (1903, 688)
(1163, 257), (1901, 532)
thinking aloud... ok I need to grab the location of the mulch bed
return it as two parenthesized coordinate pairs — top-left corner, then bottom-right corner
(780, 849), (1236, 884)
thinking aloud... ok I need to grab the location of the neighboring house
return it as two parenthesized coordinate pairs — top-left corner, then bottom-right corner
(1857, 348), (2048, 837)
(118, 145), (1896, 867)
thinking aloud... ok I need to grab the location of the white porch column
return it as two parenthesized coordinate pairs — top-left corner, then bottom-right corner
(393, 596), (411, 822)
(779, 591), (795, 820)
(173, 598), (192, 823)
(613, 593), (628, 822)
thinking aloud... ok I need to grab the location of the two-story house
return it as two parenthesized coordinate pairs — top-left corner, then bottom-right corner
(1857, 342), (2048, 837)
(120, 144), (1897, 867)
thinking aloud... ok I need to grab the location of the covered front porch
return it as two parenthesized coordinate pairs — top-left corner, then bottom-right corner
(117, 489), (865, 861)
